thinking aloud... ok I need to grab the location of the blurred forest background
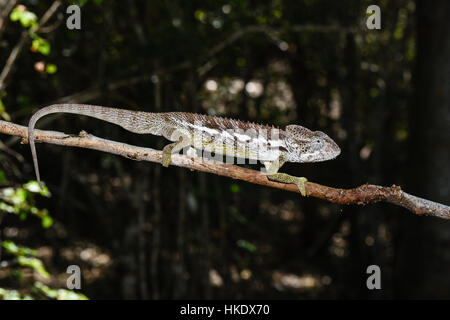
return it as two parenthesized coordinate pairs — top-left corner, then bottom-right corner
(0, 0), (449, 299)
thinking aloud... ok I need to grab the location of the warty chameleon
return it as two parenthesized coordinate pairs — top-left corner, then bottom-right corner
(28, 104), (341, 195)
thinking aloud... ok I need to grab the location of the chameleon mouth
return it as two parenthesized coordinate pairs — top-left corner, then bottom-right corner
(316, 139), (341, 162)
(326, 140), (341, 160)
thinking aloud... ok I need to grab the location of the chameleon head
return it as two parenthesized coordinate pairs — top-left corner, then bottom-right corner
(284, 125), (341, 163)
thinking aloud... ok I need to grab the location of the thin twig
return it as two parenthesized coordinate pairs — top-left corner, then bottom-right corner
(36, 13), (64, 34)
(0, 119), (448, 219)
(207, 24), (358, 59)
(0, 0), (19, 39)
(196, 24), (360, 78)
(0, 29), (28, 90)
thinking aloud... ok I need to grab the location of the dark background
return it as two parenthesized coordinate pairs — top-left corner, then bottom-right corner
(0, 0), (449, 299)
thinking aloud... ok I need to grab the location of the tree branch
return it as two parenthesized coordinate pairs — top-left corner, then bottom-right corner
(0, 119), (449, 219)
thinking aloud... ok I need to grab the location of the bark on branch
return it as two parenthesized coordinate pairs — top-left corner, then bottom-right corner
(0, 120), (449, 219)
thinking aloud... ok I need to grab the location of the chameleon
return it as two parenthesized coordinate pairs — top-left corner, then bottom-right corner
(28, 104), (341, 195)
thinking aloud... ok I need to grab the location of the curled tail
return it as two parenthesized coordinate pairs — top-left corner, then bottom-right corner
(28, 104), (165, 187)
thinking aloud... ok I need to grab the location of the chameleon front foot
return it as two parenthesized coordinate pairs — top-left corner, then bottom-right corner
(267, 173), (308, 196)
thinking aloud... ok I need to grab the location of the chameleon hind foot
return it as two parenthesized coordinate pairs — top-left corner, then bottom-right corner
(162, 143), (175, 167)
(162, 135), (192, 168)
(267, 173), (308, 196)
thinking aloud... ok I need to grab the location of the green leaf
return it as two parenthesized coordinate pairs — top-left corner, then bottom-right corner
(2, 187), (14, 197)
(31, 38), (51, 56)
(0, 98), (11, 121)
(41, 215), (53, 228)
(24, 181), (51, 197)
(0, 170), (7, 183)
(273, 10), (282, 19)
(0, 201), (15, 213)
(194, 10), (206, 22)
(12, 188), (27, 205)
(20, 11), (37, 28)
(0, 288), (21, 300)
(46, 63), (58, 74)
(34, 282), (89, 300)
(31, 39), (41, 51)
(34, 282), (57, 299)
(236, 57), (246, 67)
(10, 10), (21, 22)
(230, 184), (240, 193)
(2, 240), (19, 254)
(17, 256), (50, 278)
(24, 181), (41, 193)
(10, 7), (37, 28)
(56, 289), (89, 300)
(237, 239), (257, 253)
(38, 43), (51, 55)
(2, 240), (38, 256)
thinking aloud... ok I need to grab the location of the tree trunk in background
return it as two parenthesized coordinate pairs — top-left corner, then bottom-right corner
(396, 0), (450, 298)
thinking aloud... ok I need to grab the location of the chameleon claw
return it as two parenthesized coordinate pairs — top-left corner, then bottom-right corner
(294, 177), (308, 197)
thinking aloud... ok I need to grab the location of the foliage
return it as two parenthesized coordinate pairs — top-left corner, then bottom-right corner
(0, 181), (88, 299)
(0, 181), (52, 228)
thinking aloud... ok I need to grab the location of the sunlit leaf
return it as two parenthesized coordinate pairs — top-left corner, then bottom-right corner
(12, 188), (27, 205)
(0, 288), (21, 300)
(34, 282), (89, 300)
(24, 181), (51, 197)
(194, 10), (206, 22)
(0, 98), (11, 121)
(0, 201), (15, 213)
(41, 215), (53, 228)
(20, 11), (37, 27)
(2, 240), (38, 256)
(31, 38), (51, 56)
(17, 256), (50, 278)
(38, 43), (51, 55)
(46, 63), (58, 74)
(10, 10), (21, 22)
(2, 240), (19, 254)
(24, 181), (41, 193)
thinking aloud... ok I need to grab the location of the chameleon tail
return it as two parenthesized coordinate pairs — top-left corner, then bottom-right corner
(27, 122), (42, 189)
(28, 104), (164, 186)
